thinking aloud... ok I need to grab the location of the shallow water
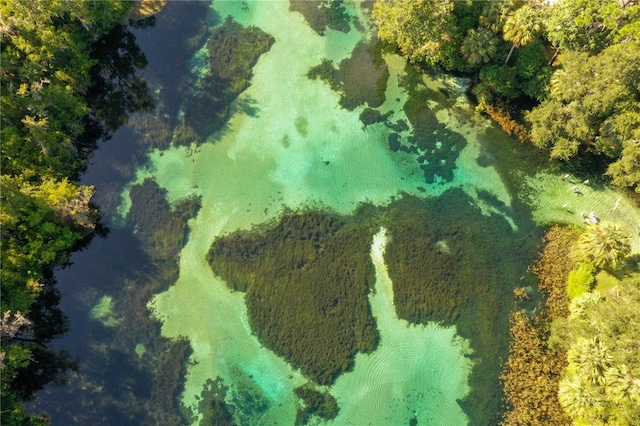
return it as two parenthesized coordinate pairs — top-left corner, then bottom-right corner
(32, 1), (640, 425)
(140, 1), (514, 424)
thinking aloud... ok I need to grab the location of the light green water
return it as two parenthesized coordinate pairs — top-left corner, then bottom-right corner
(522, 171), (640, 252)
(129, 1), (520, 424)
(330, 228), (472, 425)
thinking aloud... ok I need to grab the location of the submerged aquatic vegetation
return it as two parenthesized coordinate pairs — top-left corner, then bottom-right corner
(383, 190), (538, 424)
(306, 39), (389, 111)
(182, 18), (274, 140)
(289, 0), (351, 36)
(208, 211), (379, 386)
(530, 225), (581, 320)
(500, 310), (571, 426)
(294, 384), (339, 425)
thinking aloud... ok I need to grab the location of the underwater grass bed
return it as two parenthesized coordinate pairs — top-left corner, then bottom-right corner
(208, 210), (379, 386)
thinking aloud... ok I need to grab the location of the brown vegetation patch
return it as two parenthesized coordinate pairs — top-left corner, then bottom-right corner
(530, 225), (581, 320)
(500, 311), (571, 426)
(183, 18), (273, 140)
(208, 211), (379, 385)
(307, 39), (389, 111)
(483, 107), (530, 144)
(500, 225), (580, 425)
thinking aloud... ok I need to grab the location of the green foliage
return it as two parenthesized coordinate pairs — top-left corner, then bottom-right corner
(594, 270), (620, 294)
(566, 263), (596, 299)
(527, 40), (640, 164)
(0, 0), (131, 179)
(0, 175), (83, 313)
(502, 3), (543, 65)
(607, 138), (640, 193)
(372, 0), (464, 70)
(555, 277), (640, 424)
(503, 4), (542, 48)
(543, 0), (639, 54)
(372, 0), (638, 191)
(577, 223), (632, 270)
(461, 27), (499, 67)
(0, 1), (147, 423)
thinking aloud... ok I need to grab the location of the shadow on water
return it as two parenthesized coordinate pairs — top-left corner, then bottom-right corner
(33, 179), (200, 424)
(29, 3), (216, 424)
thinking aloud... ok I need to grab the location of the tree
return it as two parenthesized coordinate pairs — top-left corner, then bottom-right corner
(527, 41), (640, 161)
(553, 278), (640, 424)
(461, 27), (499, 67)
(544, 0), (638, 54)
(372, 0), (461, 69)
(503, 4), (542, 64)
(606, 133), (640, 193)
(1, 2), (137, 423)
(577, 223), (631, 269)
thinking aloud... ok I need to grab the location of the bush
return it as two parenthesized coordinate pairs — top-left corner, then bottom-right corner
(566, 263), (596, 299)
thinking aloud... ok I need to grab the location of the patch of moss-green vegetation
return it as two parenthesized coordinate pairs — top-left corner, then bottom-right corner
(208, 211), (379, 385)
(359, 107), (391, 127)
(595, 270), (620, 294)
(289, 0), (351, 35)
(187, 377), (236, 426)
(307, 39), (389, 111)
(294, 384), (339, 425)
(182, 17), (274, 139)
(383, 190), (541, 425)
(566, 263), (596, 299)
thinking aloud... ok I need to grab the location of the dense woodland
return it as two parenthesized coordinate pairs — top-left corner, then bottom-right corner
(1, 0), (640, 425)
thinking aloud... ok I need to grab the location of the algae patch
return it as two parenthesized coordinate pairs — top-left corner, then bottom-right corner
(90, 295), (121, 327)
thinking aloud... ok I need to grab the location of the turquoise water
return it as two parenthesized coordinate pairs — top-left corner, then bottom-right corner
(126, 1), (521, 424)
(29, 2), (640, 424)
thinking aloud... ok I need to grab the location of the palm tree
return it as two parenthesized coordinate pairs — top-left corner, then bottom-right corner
(578, 222), (631, 269)
(502, 4), (542, 64)
(461, 27), (499, 67)
(605, 365), (638, 403)
(558, 374), (601, 420)
(569, 337), (612, 386)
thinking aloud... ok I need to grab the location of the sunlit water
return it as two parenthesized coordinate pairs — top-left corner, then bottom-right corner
(130, 1), (517, 424)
